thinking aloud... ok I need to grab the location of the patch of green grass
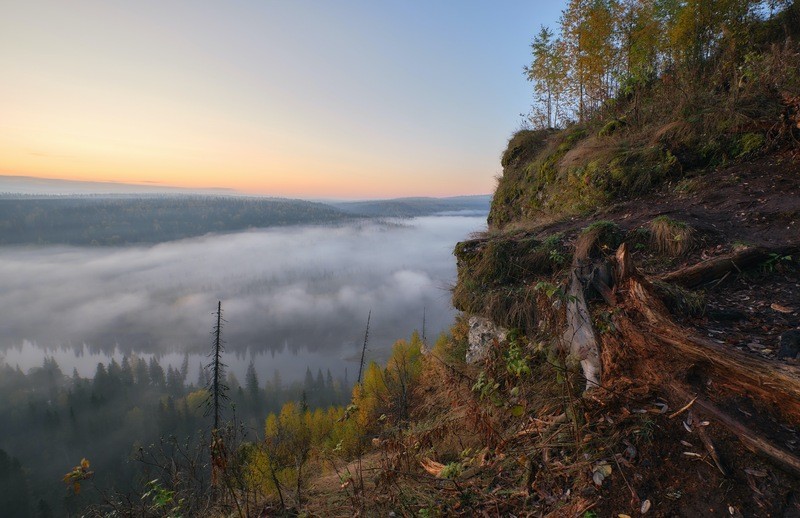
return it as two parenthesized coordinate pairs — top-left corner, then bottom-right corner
(598, 117), (626, 137)
(736, 132), (765, 158)
(439, 462), (463, 479)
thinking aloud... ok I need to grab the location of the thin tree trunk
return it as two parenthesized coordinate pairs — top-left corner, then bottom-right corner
(213, 301), (223, 430)
(357, 310), (371, 385)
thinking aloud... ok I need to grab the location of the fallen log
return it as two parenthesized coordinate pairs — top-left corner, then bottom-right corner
(660, 246), (797, 288)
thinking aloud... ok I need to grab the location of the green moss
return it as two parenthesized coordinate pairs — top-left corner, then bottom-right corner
(598, 118), (626, 137)
(582, 220), (617, 234)
(736, 132), (765, 157)
(653, 280), (706, 316)
(501, 129), (554, 168)
(439, 462), (463, 479)
(489, 126), (589, 227)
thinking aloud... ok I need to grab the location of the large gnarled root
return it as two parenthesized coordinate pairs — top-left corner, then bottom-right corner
(607, 243), (800, 475)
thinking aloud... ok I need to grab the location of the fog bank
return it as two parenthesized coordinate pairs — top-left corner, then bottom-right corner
(0, 215), (484, 381)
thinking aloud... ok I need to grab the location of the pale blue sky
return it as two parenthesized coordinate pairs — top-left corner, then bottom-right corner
(0, 1), (565, 197)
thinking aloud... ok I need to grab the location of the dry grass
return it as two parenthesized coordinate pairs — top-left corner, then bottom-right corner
(452, 282), (545, 332)
(574, 221), (623, 262)
(649, 216), (696, 257)
(650, 120), (694, 147)
(452, 231), (571, 331)
(557, 135), (615, 171)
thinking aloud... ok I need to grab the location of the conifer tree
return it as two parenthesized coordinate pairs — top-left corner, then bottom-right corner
(179, 353), (189, 383)
(245, 360), (259, 406)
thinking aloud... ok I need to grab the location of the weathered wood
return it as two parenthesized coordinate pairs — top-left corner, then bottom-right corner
(590, 274), (616, 306)
(660, 246), (797, 288)
(610, 243), (800, 475)
(651, 330), (800, 420)
(672, 388), (800, 477)
(690, 410), (727, 476)
(615, 243), (634, 282)
(563, 270), (602, 391)
(615, 244), (800, 423)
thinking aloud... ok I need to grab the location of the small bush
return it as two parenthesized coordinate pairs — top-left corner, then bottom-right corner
(439, 462), (463, 479)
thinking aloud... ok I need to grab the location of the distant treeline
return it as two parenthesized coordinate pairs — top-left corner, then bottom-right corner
(0, 195), (354, 246)
(330, 195), (491, 218)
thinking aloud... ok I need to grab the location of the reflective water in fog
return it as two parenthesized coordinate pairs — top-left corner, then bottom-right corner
(0, 215), (484, 382)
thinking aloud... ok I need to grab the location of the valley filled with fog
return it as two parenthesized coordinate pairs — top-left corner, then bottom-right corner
(0, 214), (485, 383)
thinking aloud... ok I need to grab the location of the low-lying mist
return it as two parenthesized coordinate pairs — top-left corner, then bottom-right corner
(0, 215), (484, 382)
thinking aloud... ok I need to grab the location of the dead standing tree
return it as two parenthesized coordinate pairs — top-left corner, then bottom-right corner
(205, 300), (229, 431)
(204, 302), (231, 495)
(357, 310), (371, 385)
(202, 301), (247, 517)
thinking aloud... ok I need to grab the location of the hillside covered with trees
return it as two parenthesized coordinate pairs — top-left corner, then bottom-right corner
(0, 196), (354, 246)
(494, 0), (799, 226)
(0, 350), (353, 516)
(0, 194), (490, 246)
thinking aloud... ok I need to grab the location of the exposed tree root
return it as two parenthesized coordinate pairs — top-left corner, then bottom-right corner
(615, 244), (800, 424)
(593, 243), (800, 475)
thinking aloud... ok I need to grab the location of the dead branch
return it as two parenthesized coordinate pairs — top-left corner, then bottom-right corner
(690, 410), (727, 476)
(674, 388), (800, 477)
(660, 246), (797, 288)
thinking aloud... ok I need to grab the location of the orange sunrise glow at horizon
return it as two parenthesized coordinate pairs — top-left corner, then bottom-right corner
(0, 1), (565, 199)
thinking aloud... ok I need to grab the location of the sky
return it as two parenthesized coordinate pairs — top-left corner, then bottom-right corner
(0, 1), (565, 198)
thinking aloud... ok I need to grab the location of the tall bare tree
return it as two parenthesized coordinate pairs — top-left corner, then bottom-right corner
(205, 301), (229, 431)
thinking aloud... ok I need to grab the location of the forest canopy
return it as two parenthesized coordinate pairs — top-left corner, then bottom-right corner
(526, 0), (798, 127)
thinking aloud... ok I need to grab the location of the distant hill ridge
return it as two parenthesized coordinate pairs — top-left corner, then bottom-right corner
(0, 192), (489, 246)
